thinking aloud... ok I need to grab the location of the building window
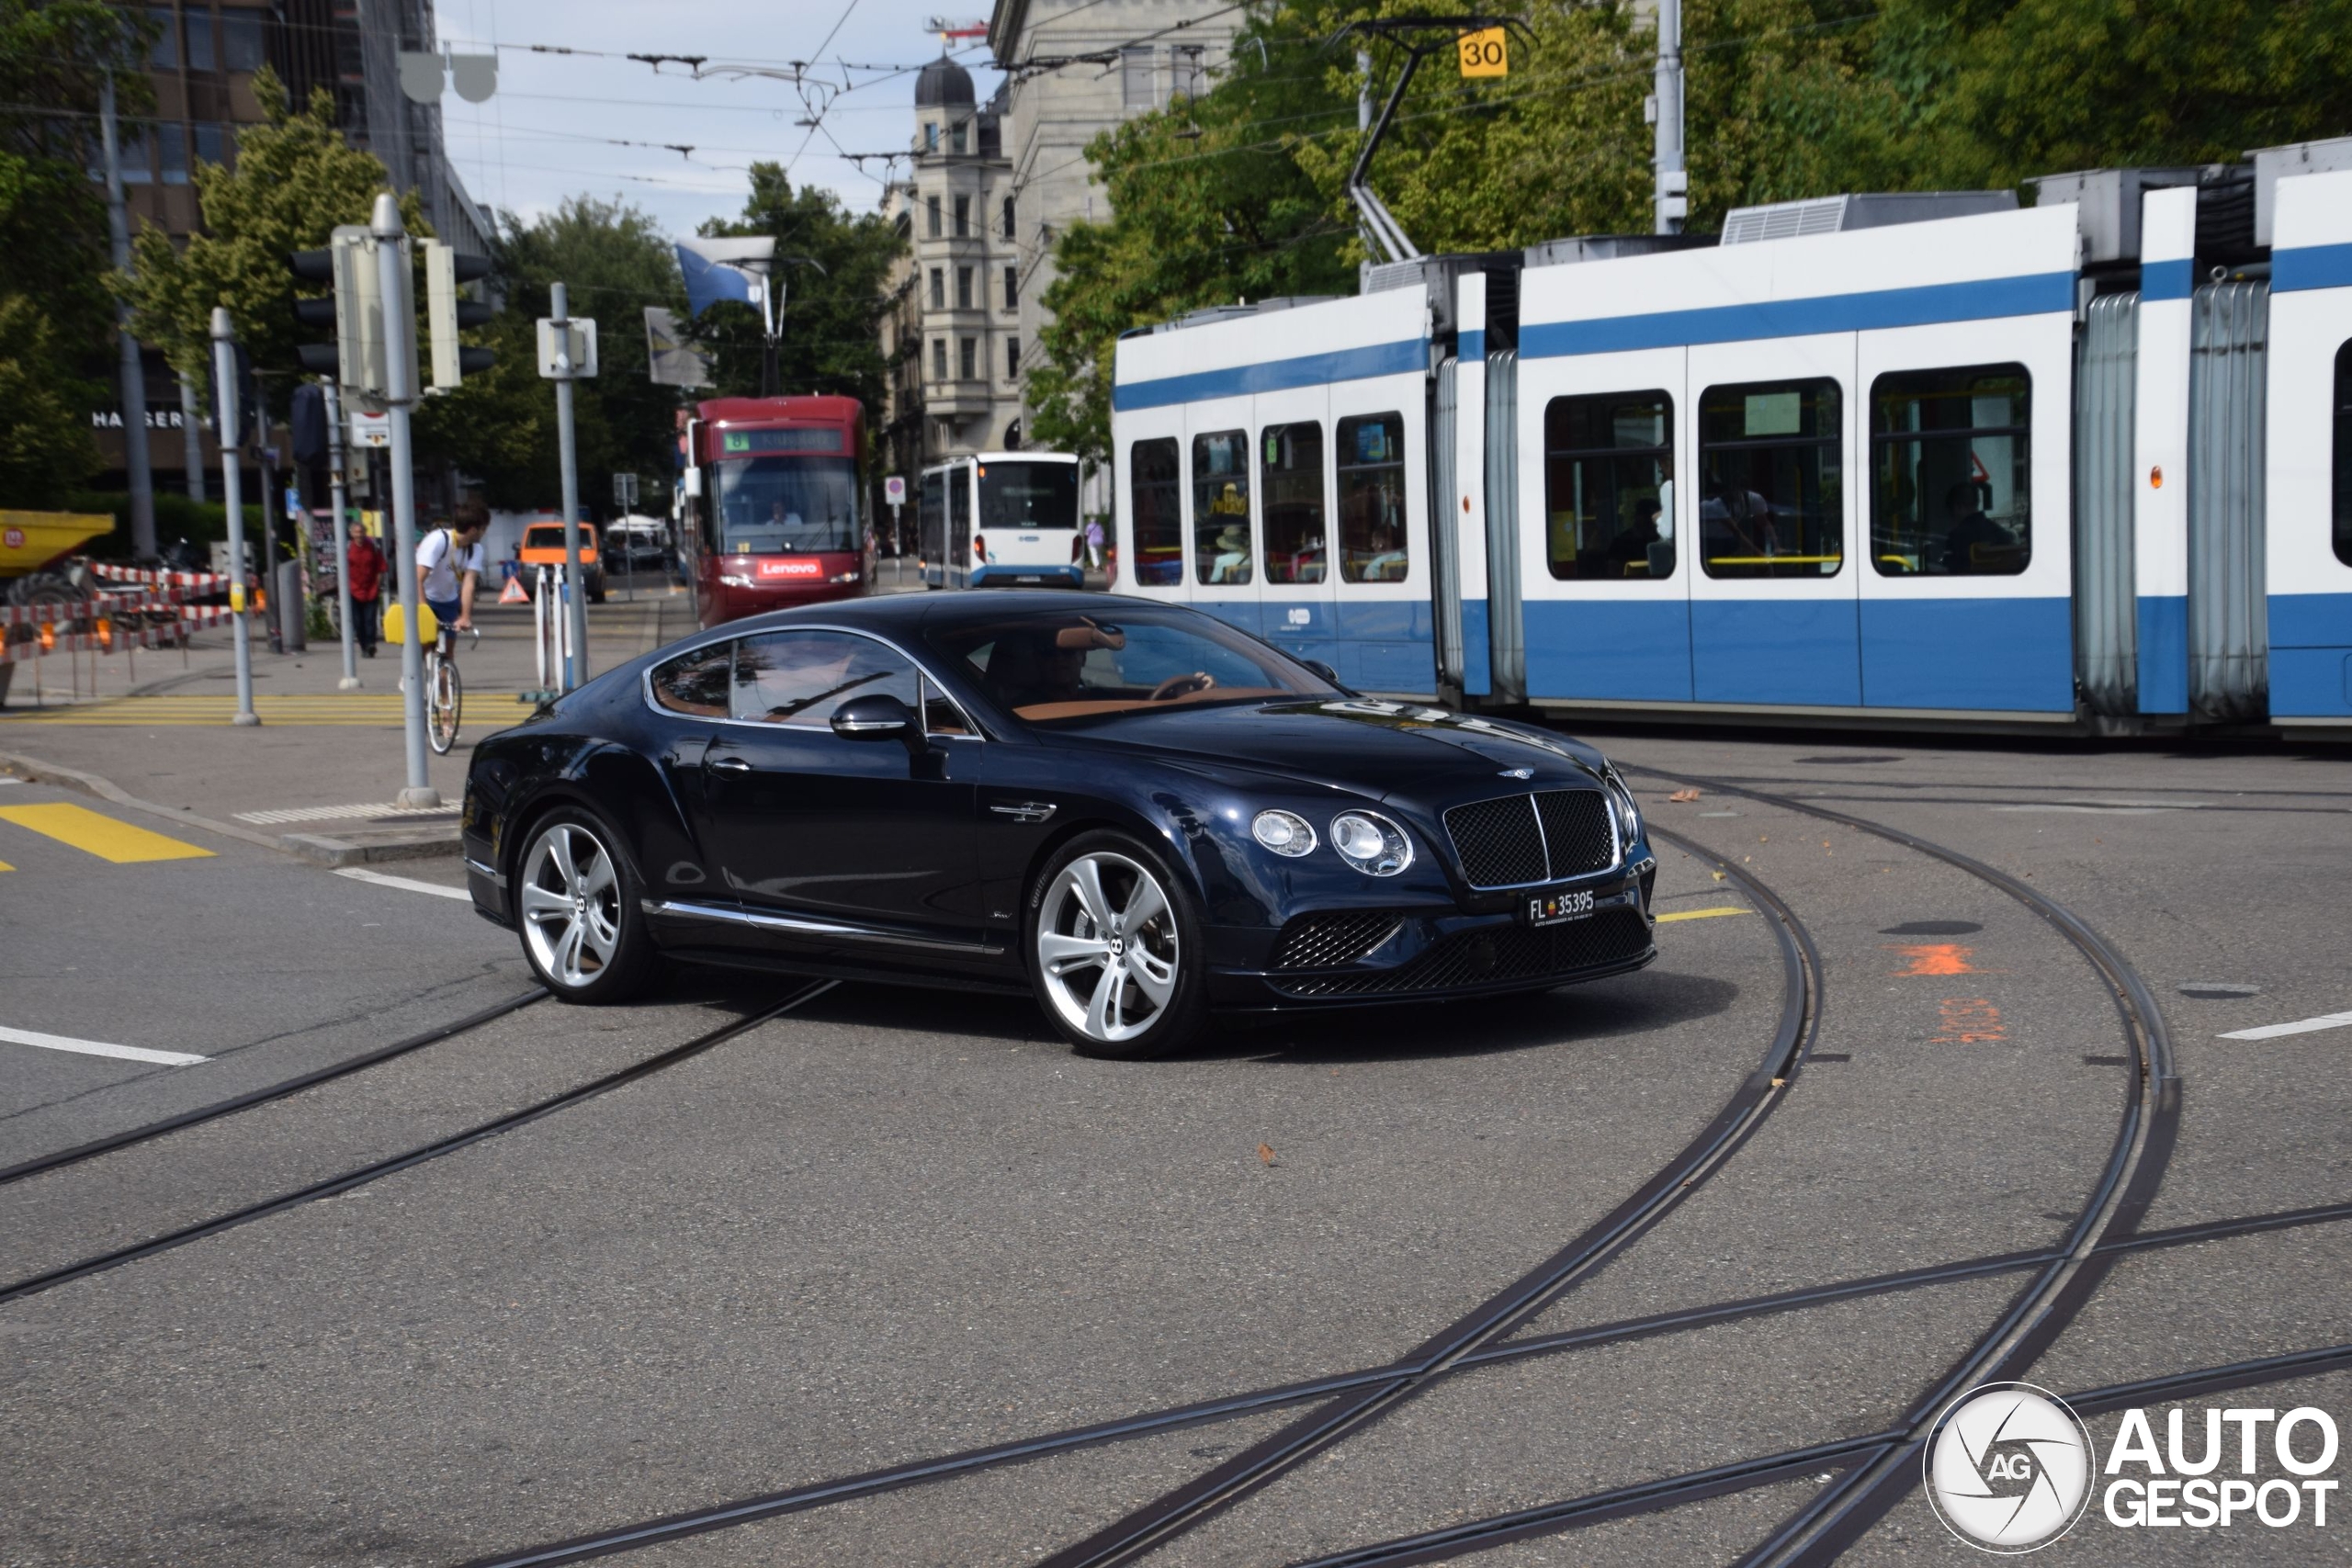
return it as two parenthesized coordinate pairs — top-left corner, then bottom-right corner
(959, 337), (977, 380)
(1261, 422), (1325, 584)
(1544, 391), (1675, 581)
(1870, 365), (2031, 576)
(1001, 196), (1016, 238)
(1193, 430), (1251, 584)
(932, 339), (947, 380)
(147, 6), (177, 67)
(185, 7), (214, 70)
(924, 121), (937, 150)
(950, 118), (967, 155)
(1003, 266), (1018, 310)
(929, 267), (944, 309)
(193, 122), (225, 167)
(926, 194), (941, 237)
(222, 10), (265, 72)
(119, 121), (153, 183)
(1697, 378), (1843, 578)
(956, 266), (972, 310)
(158, 122), (189, 185)
(1007, 337), (1020, 379)
(1130, 437), (1182, 584)
(1122, 48), (1155, 108)
(953, 195), (969, 237)
(1174, 46), (1205, 101)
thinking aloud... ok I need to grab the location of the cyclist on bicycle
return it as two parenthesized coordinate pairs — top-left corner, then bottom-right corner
(417, 499), (489, 641)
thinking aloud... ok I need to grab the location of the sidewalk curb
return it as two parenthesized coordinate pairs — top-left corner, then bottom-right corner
(0, 748), (464, 866)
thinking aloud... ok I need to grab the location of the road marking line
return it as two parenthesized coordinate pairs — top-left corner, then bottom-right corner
(0, 802), (215, 863)
(1656, 906), (1750, 923)
(2219, 1011), (2352, 1041)
(1988, 803), (2208, 814)
(0, 1024), (208, 1066)
(334, 866), (471, 901)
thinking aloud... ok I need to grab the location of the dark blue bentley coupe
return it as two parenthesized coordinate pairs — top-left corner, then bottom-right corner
(461, 592), (1657, 1058)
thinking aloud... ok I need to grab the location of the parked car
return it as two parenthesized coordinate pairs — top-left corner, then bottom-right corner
(517, 521), (606, 603)
(460, 592), (1657, 1058)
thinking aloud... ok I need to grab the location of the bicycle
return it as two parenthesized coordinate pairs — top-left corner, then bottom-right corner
(424, 624), (480, 755)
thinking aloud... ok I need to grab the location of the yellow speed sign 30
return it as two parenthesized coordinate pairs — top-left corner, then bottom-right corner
(1457, 27), (1508, 77)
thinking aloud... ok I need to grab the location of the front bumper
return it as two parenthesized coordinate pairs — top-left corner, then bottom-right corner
(1204, 857), (1657, 1011)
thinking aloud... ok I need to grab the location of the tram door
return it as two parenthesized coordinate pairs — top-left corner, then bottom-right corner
(1253, 381), (1335, 668)
(1182, 392), (1264, 637)
(1685, 335), (1863, 707)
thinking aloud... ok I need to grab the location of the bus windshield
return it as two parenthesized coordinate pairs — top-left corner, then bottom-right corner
(712, 456), (859, 553)
(978, 461), (1079, 533)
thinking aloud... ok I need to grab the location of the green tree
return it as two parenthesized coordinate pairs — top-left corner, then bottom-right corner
(115, 68), (424, 403)
(0, 0), (149, 504)
(695, 164), (904, 415)
(415, 196), (690, 513)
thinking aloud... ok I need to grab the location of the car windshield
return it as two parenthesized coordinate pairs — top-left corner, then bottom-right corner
(713, 456), (859, 553)
(928, 606), (1338, 723)
(978, 461), (1080, 532)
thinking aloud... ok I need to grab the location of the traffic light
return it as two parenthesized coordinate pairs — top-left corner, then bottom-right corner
(288, 225), (383, 392)
(423, 239), (496, 389)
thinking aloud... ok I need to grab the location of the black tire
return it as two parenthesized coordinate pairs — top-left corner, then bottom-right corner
(1025, 829), (1207, 1060)
(512, 807), (656, 1003)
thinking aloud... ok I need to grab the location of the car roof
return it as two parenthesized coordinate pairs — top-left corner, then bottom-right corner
(716, 590), (1204, 641)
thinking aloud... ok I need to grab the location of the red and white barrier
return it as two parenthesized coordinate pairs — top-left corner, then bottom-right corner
(0, 589), (236, 665)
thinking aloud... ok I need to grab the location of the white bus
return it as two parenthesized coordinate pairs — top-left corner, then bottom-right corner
(918, 451), (1085, 589)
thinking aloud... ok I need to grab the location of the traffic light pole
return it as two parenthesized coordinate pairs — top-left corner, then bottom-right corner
(375, 195), (437, 808)
(551, 281), (589, 690)
(209, 309), (257, 726)
(99, 69), (157, 561)
(323, 378), (360, 689)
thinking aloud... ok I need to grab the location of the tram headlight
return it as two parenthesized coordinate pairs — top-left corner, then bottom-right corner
(1329, 810), (1413, 876)
(1251, 809), (1317, 857)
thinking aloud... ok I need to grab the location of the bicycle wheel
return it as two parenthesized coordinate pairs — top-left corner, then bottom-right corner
(428, 652), (462, 754)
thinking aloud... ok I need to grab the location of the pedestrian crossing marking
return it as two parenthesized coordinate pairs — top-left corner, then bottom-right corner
(0, 803), (215, 863)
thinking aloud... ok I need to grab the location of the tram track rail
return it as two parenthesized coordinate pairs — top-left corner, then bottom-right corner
(0, 981), (833, 1308)
(465, 833), (1825, 1568)
(0, 988), (549, 1189)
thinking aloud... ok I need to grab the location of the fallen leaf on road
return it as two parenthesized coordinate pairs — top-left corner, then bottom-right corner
(1668, 787), (1702, 803)
(1259, 1143), (1277, 1166)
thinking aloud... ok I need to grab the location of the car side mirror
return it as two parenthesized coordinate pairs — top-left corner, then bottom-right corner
(831, 694), (921, 752)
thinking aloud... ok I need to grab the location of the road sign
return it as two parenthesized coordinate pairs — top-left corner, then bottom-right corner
(884, 475), (906, 507)
(1457, 27), (1508, 77)
(536, 317), (599, 378)
(613, 472), (640, 509)
(348, 409), (390, 448)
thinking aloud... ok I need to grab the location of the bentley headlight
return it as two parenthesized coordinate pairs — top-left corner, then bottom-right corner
(1251, 809), (1317, 857)
(1329, 810), (1413, 876)
(1603, 766), (1644, 844)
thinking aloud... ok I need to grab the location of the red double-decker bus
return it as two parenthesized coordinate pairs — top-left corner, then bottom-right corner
(680, 395), (870, 627)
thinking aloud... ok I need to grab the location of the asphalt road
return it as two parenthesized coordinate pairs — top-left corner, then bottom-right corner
(0, 731), (2346, 1567)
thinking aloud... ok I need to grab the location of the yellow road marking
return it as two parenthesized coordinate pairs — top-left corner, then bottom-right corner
(0, 803), (215, 863)
(0, 859), (12, 872)
(1656, 906), (1750, 923)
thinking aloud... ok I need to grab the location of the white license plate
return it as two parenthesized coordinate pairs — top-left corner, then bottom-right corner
(1524, 888), (1596, 927)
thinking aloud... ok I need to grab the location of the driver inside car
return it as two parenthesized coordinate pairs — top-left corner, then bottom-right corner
(984, 621), (1127, 710)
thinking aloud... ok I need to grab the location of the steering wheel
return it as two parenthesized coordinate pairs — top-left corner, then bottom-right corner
(1148, 671), (1216, 702)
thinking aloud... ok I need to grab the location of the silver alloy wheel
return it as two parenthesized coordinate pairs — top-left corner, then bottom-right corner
(1036, 851), (1180, 1044)
(518, 821), (623, 990)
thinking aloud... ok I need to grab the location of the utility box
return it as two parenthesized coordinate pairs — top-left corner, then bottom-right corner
(2026, 168), (2203, 263)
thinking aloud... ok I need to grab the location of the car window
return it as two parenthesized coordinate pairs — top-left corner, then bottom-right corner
(730, 629), (919, 727)
(927, 608), (1335, 723)
(921, 671), (974, 737)
(650, 643), (732, 716)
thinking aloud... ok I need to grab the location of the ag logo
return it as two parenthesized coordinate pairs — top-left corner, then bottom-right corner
(1925, 1382), (2097, 1552)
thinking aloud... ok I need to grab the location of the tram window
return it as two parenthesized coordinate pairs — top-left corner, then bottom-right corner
(1871, 365), (2031, 576)
(1697, 378), (1842, 579)
(919, 470), (947, 567)
(2334, 341), (2352, 568)
(1130, 438), (1183, 585)
(1336, 413), (1409, 581)
(1261, 423), (1327, 585)
(1192, 431), (1252, 585)
(1544, 392), (1674, 581)
(949, 462), (972, 568)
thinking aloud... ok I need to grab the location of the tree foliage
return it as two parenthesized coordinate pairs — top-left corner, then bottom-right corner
(695, 164), (905, 415)
(1032, 0), (2352, 451)
(116, 68), (425, 412)
(0, 0), (148, 503)
(415, 196), (688, 513)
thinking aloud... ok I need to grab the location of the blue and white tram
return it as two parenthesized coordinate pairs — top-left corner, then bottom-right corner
(919, 450), (1087, 589)
(1110, 145), (2352, 732)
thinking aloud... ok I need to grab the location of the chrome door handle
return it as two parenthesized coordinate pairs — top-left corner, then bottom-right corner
(707, 757), (752, 774)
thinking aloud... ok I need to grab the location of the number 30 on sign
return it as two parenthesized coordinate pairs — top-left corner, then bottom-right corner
(1457, 27), (1508, 77)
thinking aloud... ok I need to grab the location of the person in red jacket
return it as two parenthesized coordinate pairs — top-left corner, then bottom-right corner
(345, 520), (387, 658)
